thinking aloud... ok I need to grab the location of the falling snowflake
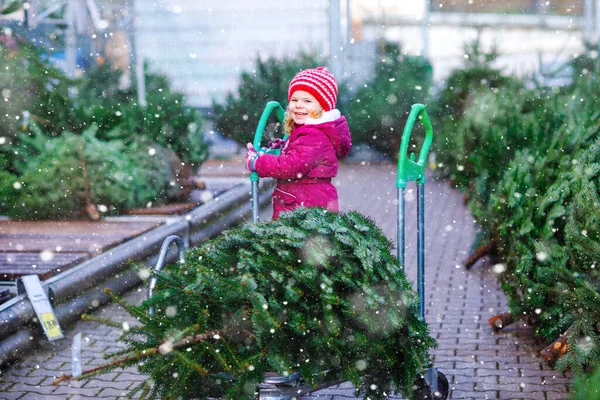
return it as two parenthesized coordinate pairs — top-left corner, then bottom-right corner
(492, 264), (506, 274)
(40, 250), (54, 262)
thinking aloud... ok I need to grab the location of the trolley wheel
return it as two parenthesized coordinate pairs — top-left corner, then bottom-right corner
(414, 369), (449, 400)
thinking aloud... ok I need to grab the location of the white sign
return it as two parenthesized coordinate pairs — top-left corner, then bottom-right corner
(72, 332), (82, 377)
(21, 275), (64, 341)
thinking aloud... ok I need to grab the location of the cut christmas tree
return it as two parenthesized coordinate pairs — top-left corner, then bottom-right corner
(54, 207), (435, 400)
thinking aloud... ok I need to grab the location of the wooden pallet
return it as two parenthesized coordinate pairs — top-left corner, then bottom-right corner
(0, 220), (162, 280)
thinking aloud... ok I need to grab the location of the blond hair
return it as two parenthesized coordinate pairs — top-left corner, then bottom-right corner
(283, 109), (323, 134)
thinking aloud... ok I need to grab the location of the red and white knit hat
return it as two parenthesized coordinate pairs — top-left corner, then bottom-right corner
(288, 66), (338, 111)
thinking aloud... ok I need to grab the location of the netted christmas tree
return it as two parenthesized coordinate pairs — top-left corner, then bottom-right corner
(54, 207), (435, 399)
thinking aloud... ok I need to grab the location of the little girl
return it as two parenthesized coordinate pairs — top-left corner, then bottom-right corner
(245, 66), (352, 219)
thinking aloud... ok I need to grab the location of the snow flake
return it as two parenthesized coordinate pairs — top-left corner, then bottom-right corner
(492, 264), (506, 274)
(200, 191), (214, 203)
(122, 322), (130, 332)
(159, 341), (173, 355)
(166, 306), (177, 317)
(536, 252), (548, 261)
(355, 359), (367, 371)
(138, 268), (151, 280)
(40, 250), (54, 262)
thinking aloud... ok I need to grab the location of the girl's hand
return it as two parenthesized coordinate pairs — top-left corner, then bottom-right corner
(267, 138), (286, 150)
(245, 143), (263, 172)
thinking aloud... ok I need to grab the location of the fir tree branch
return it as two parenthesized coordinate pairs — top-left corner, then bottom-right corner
(52, 329), (224, 386)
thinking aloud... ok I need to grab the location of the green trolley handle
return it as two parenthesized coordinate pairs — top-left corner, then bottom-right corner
(396, 103), (433, 189)
(250, 101), (286, 222)
(396, 103), (433, 318)
(396, 104), (449, 399)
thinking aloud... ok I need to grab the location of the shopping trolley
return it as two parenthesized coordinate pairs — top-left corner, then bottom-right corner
(148, 102), (449, 399)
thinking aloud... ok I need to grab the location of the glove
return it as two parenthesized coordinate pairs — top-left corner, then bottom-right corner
(267, 138), (286, 150)
(245, 143), (263, 172)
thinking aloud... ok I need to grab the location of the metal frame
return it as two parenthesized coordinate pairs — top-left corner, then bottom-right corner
(147, 235), (186, 317)
(396, 103), (446, 398)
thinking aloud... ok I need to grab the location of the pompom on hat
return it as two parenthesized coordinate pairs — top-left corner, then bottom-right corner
(288, 66), (338, 111)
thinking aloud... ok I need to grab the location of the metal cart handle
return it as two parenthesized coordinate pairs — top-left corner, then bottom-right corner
(250, 101), (286, 223)
(396, 103), (434, 320)
(396, 103), (433, 189)
(250, 101), (286, 183)
(147, 235), (186, 316)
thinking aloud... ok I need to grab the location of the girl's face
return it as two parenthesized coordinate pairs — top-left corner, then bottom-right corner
(288, 90), (323, 125)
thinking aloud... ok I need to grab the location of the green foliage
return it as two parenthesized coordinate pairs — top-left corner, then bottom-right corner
(73, 61), (208, 165)
(0, 153), (18, 212)
(433, 37), (513, 122)
(1, 1), (25, 15)
(347, 42), (433, 157)
(432, 36), (521, 187)
(5, 125), (175, 219)
(571, 363), (600, 400)
(213, 53), (323, 146)
(1, 33), (208, 218)
(0, 32), (73, 165)
(75, 208), (435, 399)
(443, 40), (600, 375)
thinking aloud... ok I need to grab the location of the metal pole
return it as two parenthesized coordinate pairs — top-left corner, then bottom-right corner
(596, 0), (600, 54)
(421, 0), (430, 59)
(131, 0), (147, 107)
(252, 181), (260, 223)
(329, 0), (342, 81)
(148, 236), (186, 317)
(417, 183), (425, 319)
(346, 0), (351, 44)
(397, 187), (405, 271)
(65, 0), (77, 78)
(584, 0), (594, 42)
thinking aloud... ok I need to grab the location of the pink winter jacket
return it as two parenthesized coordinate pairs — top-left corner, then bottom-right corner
(254, 112), (352, 219)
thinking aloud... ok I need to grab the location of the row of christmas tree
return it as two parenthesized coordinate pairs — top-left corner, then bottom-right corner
(435, 38), (600, 388)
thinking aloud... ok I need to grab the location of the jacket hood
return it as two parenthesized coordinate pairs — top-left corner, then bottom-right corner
(303, 111), (351, 159)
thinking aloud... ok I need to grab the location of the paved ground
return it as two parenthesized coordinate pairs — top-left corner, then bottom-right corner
(0, 161), (572, 399)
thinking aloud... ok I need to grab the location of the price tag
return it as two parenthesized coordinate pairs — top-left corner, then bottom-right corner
(20, 275), (64, 341)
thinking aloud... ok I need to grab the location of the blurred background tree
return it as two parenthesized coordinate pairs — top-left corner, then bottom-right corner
(0, 31), (209, 219)
(213, 53), (323, 146)
(347, 42), (433, 158)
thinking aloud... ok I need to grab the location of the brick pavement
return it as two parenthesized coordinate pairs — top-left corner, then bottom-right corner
(0, 162), (571, 400)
